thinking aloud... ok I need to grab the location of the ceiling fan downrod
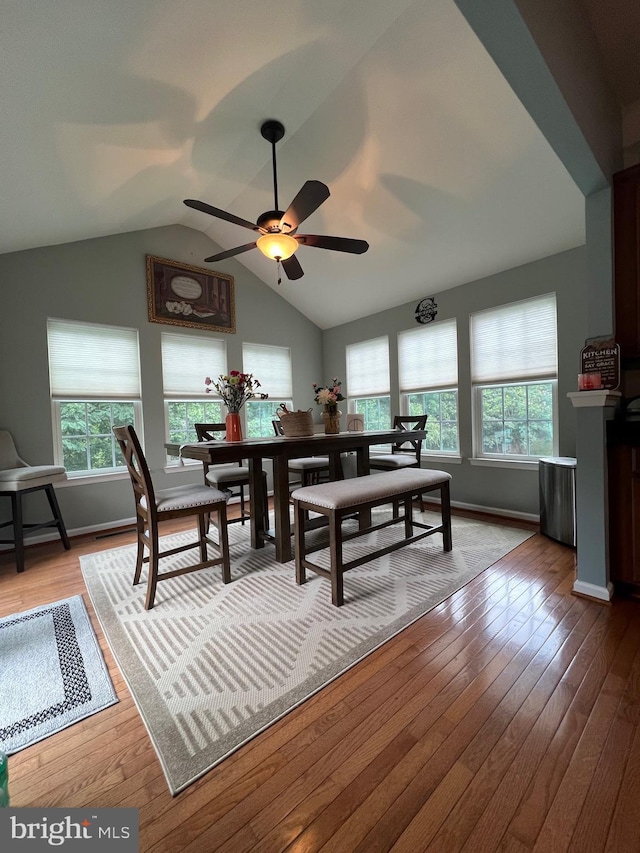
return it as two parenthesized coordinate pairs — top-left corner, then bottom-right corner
(260, 119), (285, 214)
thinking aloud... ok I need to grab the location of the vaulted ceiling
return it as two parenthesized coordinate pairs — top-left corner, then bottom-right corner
(3, 0), (631, 329)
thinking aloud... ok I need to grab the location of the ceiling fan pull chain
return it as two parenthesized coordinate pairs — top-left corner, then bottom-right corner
(277, 258), (282, 285)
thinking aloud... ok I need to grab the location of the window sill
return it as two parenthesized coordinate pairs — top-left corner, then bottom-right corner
(469, 457), (539, 471)
(422, 454), (463, 465)
(58, 470), (131, 487)
(164, 460), (200, 474)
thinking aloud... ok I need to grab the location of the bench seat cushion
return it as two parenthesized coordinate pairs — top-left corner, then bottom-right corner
(291, 468), (451, 511)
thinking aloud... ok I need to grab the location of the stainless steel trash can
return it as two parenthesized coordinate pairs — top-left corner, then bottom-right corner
(539, 457), (577, 547)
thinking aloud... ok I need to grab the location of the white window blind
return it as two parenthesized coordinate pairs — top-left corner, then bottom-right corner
(398, 320), (458, 392)
(47, 318), (141, 399)
(471, 294), (557, 383)
(243, 343), (292, 398)
(161, 332), (226, 397)
(346, 337), (390, 396)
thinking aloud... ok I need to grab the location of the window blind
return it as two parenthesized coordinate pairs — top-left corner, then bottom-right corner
(243, 343), (292, 398)
(161, 332), (226, 397)
(346, 337), (390, 396)
(47, 318), (141, 399)
(471, 294), (557, 383)
(398, 319), (458, 392)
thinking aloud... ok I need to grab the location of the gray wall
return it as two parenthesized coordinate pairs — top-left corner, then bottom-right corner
(322, 246), (587, 517)
(0, 224), (323, 532)
(0, 224), (587, 531)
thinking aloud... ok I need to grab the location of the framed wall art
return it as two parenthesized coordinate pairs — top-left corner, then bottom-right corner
(146, 255), (236, 334)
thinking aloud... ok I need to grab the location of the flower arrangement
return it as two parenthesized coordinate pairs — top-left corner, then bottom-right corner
(205, 371), (265, 412)
(313, 378), (344, 408)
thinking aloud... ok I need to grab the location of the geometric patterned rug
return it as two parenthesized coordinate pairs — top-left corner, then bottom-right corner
(0, 595), (118, 754)
(80, 511), (533, 795)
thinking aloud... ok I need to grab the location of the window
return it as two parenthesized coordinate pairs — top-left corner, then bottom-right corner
(398, 320), (459, 453)
(161, 333), (226, 453)
(470, 294), (557, 461)
(346, 337), (390, 430)
(243, 343), (292, 437)
(47, 318), (142, 476)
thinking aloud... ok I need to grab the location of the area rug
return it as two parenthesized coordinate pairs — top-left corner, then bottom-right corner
(80, 511), (533, 794)
(0, 595), (118, 754)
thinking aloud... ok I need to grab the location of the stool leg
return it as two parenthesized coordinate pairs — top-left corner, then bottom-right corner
(13, 493), (25, 574)
(45, 484), (70, 550)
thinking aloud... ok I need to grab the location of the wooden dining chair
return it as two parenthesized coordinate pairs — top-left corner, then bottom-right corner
(194, 423), (269, 528)
(369, 415), (428, 470)
(113, 424), (230, 610)
(370, 414), (428, 513)
(272, 420), (330, 486)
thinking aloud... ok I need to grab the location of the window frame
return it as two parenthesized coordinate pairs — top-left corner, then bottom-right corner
(48, 318), (143, 478)
(398, 319), (459, 457)
(472, 378), (558, 464)
(470, 294), (558, 464)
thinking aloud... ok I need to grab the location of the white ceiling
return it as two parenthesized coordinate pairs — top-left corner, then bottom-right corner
(1, 0), (587, 329)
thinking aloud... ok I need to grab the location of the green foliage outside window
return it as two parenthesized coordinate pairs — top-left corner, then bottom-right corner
(480, 383), (553, 457)
(166, 400), (224, 460)
(406, 390), (458, 453)
(60, 401), (136, 472)
(353, 397), (391, 431)
(246, 400), (289, 437)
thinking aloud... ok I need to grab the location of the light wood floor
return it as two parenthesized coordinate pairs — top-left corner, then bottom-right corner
(2, 509), (640, 853)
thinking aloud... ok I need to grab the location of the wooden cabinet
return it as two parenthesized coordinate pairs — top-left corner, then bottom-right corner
(608, 422), (640, 594)
(614, 164), (640, 360)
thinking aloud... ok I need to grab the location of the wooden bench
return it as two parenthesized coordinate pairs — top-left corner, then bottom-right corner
(292, 468), (452, 606)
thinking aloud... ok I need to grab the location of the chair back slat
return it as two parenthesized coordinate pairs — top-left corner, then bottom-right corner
(113, 425), (156, 517)
(391, 415), (428, 465)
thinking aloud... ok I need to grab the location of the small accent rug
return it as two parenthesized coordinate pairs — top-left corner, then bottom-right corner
(80, 512), (533, 795)
(0, 595), (118, 754)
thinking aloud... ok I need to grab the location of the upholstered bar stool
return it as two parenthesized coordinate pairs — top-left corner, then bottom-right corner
(0, 430), (70, 573)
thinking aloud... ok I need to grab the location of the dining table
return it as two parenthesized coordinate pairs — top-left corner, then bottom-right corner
(165, 428), (427, 563)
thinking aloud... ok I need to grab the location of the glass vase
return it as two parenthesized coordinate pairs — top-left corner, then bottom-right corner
(225, 411), (243, 442)
(322, 405), (341, 435)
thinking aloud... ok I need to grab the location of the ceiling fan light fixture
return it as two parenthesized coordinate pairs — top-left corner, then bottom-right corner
(256, 231), (298, 261)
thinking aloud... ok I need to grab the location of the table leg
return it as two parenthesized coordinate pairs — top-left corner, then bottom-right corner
(273, 456), (292, 562)
(356, 447), (372, 529)
(249, 458), (265, 550)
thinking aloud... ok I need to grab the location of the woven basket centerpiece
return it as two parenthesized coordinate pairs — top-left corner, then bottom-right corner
(276, 408), (314, 437)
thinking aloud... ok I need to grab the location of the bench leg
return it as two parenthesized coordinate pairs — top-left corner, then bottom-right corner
(294, 500), (307, 586)
(404, 496), (413, 539)
(441, 481), (453, 551)
(329, 511), (344, 607)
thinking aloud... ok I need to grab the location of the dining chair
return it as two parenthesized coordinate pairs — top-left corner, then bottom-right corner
(369, 415), (428, 470)
(113, 424), (230, 610)
(194, 423), (269, 529)
(0, 430), (70, 573)
(272, 420), (330, 486)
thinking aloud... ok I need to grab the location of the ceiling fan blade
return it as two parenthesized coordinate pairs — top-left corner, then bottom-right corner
(282, 254), (304, 280)
(184, 199), (258, 232)
(280, 181), (330, 232)
(295, 234), (369, 254)
(204, 242), (257, 263)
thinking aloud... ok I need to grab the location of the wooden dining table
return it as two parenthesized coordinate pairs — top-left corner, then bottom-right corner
(166, 428), (426, 563)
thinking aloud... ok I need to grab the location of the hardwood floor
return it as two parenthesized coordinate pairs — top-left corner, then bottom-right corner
(2, 509), (640, 852)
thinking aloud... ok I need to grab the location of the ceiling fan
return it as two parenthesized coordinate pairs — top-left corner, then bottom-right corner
(184, 119), (369, 282)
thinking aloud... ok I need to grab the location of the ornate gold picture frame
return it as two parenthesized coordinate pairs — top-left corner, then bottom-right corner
(146, 255), (235, 334)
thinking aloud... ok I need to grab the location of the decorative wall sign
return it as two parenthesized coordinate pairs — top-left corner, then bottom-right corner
(415, 297), (438, 324)
(146, 255), (236, 334)
(579, 337), (620, 390)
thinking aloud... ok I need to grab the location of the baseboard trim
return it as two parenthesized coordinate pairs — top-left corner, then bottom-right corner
(572, 579), (614, 603)
(420, 496), (539, 524)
